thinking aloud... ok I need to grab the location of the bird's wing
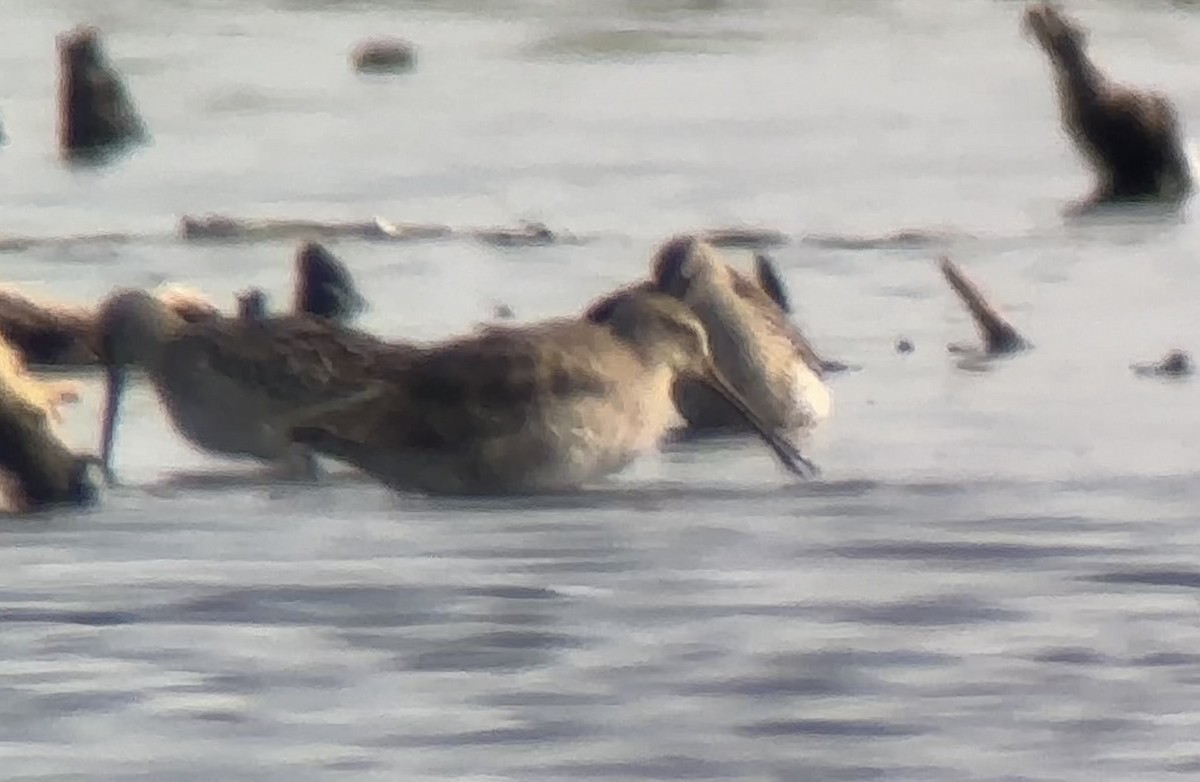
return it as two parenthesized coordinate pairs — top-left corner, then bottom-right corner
(286, 321), (618, 453)
(165, 315), (414, 407)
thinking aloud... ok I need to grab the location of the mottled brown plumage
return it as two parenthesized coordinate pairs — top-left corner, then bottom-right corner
(286, 290), (815, 496)
(94, 288), (417, 481)
(0, 288), (97, 366)
(587, 236), (833, 434)
(1023, 2), (1194, 211)
(0, 334), (100, 513)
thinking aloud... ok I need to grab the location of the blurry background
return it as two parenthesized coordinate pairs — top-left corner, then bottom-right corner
(3, 1), (1200, 779)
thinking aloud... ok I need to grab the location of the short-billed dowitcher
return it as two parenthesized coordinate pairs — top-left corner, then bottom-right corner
(0, 333), (101, 512)
(94, 287), (413, 482)
(282, 290), (816, 496)
(751, 251), (851, 375)
(0, 282), (216, 369)
(587, 235), (833, 434)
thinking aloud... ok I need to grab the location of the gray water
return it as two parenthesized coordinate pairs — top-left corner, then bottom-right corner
(4, 0), (1200, 779)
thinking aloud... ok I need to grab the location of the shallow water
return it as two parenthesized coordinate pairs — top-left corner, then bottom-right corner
(4, 0), (1200, 779)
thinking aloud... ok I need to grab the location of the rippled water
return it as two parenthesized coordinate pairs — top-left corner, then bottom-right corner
(4, 0), (1200, 779)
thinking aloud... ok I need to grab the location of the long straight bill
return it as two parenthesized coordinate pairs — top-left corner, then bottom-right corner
(99, 366), (128, 484)
(699, 360), (819, 479)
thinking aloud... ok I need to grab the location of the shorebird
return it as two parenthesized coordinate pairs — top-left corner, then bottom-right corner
(586, 235), (833, 434)
(282, 289), (816, 496)
(0, 334), (101, 512)
(0, 281), (219, 370)
(94, 287), (414, 482)
(750, 251), (850, 375)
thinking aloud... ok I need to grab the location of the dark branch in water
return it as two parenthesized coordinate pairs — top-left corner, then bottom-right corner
(57, 25), (147, 164)
(702, 227), (789, 250)
(178, 215), (582, 247)
(1023, 2), (1194, 212)
(293, 241), (367, 324)
(1131, 349), (1193, 379)
(351, 38), (416, 74)
(939, 256), (1028, 355)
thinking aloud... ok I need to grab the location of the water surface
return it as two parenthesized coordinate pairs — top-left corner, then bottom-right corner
(4, 0), (1200, 779)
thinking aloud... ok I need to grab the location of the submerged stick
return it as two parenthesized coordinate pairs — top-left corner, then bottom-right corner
(57, 25), (147, 162)
(938, 256), (1028, 355)
(293, 241), (367, 324)
(351, 38), (416, 74)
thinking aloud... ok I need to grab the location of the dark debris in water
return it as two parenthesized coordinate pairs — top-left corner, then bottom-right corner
(939, 255), (1030, 358)
(350, 37), (416, 75)
(0, 218), (999, 261)
(57, 25), (148, 164)
(1131, 349), (1193, 379)
(802, 227), (961, 251)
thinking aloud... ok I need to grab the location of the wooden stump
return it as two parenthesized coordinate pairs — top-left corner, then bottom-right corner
(57, 25), (147, 162)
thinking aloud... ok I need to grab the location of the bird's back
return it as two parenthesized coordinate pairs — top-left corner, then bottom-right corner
(682, 268), (828, 430)
(289, 319), (677, 494)
(156, 314), (414, 460)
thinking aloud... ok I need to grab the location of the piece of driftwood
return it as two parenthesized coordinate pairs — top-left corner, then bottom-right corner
(702, 227), (789, 250)
(0, 285), (217, 369)
(179, 214), (398, 242)
(470, 221), (559, 247)
(939, 256), (1029, 356)
(233, 240), (369, 326)
(802, 228), (958, 251)
(57, 25), (147, 162)
(0, 289), (98, 366)
(179, 214), (586, 247)
(1131, 349), (1193, 379)
(351, 38), (416, 74)
(1023, 2), (1194, 212)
